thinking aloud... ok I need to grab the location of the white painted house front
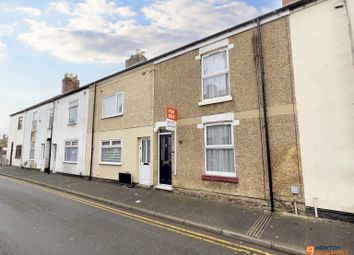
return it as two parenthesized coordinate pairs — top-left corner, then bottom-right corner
(22, 102), (53, 170)
(6, 112), (26, 167)
(50, 88), (89, 176)
(290, 0), (354, 214)
(8, 73), (90, 177)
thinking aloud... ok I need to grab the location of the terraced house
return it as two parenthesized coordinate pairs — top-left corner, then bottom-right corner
(6, 0), (354, 219)
(152, 9), (303, 212)
(7, 74), (90, 176)
(85, 57), (155, 185)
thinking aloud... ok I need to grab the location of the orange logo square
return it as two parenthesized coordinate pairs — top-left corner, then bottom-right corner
(306, 246), (315, 255)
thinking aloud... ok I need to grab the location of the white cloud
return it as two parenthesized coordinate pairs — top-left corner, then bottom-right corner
(0, 25), (13, 36)
(15, 6), (42, 16)
(18, 0), (279, 64)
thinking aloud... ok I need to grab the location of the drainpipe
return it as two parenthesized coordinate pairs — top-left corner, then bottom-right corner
(254, 19), (275, 212)
(88, 83), (97, 180)
(343, 0), (354, 70)
(46, 101), (55, 174)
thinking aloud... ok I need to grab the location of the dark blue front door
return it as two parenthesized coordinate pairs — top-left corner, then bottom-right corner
(159, 133), (172, 185)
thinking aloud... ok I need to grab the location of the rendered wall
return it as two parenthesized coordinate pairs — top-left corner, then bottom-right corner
(154, 17), (303, 208)
(6, 112), (26, 166)
(22, 103), (52, 170)
(87, 64), (155, 182)
(51, 89), (89, 176)
(290, 0), (354, 213)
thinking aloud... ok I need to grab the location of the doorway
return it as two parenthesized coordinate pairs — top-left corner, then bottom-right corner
(159, 132), (172, 186)
(139, 138), (151, 185)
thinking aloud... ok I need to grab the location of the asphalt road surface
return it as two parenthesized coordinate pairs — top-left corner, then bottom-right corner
(0, 176), (281, 255)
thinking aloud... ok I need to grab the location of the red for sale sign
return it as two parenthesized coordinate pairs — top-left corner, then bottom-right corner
(166, 107), (177, 121)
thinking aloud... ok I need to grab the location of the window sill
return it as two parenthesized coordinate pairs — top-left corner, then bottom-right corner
(198, 96), (232, 106)
(201, 174), (239, 183)
(67, 122), (77, 126)
(101, 114), (123, 120)
(99, 162), (122, 166)
(63, 161), (77, 164)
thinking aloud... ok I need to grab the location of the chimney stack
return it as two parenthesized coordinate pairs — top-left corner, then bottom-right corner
(125, 49), (147, 69)
(282, 0), (298, 6)
(62, 73), (80, 94)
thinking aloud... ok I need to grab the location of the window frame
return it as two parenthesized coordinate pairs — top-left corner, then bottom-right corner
(29, 140), (35, 160)
(99, 139), (123, 165)
(200, 48), (231, 103)
(32, 111), (38, 131)
(204, 122), (236, 177)
(68, 100), (78, 125)
(101, 92), (124, 119)
(17, 117), (23, 130)
(48, 107), (54, 129)
(63, 140), (78, 164)
(15, 145), (22, 159)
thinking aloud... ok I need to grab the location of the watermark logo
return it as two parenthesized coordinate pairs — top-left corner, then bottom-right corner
(306, 246), (349, 254)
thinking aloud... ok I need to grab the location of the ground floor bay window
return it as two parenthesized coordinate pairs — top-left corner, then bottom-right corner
(204, 123), (236, 177)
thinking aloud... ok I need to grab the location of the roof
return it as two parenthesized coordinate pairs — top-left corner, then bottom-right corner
(10, 0), (316, 117)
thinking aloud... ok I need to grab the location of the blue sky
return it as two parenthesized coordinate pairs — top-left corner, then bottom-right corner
(0, 0), (281, 135)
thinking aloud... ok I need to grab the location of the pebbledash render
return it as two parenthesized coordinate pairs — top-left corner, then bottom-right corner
(6, 0), (354, 218)
(153, 16), (303, 211)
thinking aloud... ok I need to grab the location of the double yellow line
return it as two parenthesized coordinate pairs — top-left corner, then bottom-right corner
(7, 177), (272, 255)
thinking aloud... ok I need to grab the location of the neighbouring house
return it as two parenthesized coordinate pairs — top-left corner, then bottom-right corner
(0, 134), (8, 165)
(85, 53), (155, 185)
(9, 73), (90, 176)
(6, 113), (25, 167)
(289, 0), (354, 217)
(51, 74), (90, 176)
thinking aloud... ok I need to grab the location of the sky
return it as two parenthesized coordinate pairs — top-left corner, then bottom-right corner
(0, 0), (281, 135)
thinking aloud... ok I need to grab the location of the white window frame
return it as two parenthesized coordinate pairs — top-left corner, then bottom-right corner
(101, 92), (124, 119)
(48, 108), (54, 129)
(17, 116), (23, 130)
(68, 100), (78, 125)
(204, 122), (236, 177)
(29, 140), (35, 160)
(200, 48), (231, 105)
(63, 140), (78, 164)
(99, 139), (123, 165)
(32, 111), (38, 131)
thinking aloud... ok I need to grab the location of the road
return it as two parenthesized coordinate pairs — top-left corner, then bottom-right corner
(0, 176), (280, 255)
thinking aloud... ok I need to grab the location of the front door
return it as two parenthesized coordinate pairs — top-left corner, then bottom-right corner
(139, 138), (151, 185)
(159, 133), (172, 185)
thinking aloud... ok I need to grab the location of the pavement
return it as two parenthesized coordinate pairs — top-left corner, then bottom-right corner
(0, 166), (353, 255)
(0, 175), (276, 255)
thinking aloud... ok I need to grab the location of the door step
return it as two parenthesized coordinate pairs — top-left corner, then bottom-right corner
(156, 184), (172, 191)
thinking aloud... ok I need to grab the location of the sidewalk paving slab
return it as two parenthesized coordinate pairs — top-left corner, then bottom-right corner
(1, 166), (353, 255)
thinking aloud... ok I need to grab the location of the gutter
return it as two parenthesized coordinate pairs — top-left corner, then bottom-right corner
(88, 83), (97, 180)
(254, 19), (275, 212)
